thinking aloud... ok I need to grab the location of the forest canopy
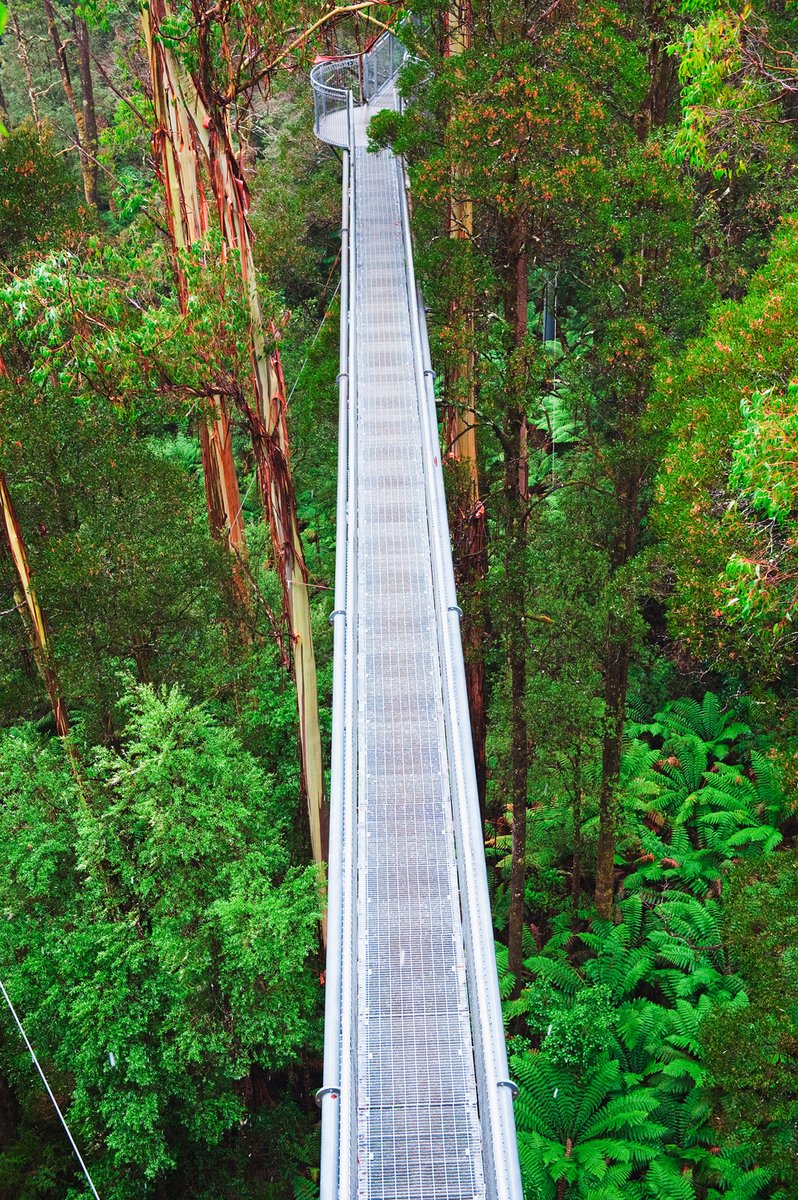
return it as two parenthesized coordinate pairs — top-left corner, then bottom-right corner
(0, 0), (797, 1196)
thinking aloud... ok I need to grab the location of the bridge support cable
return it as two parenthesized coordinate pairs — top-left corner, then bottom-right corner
(0, 976), (102, 1200)
(312, 34), (522, 1200)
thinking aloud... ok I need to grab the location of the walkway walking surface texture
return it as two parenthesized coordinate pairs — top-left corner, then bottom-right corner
(313, 56), (523, 1199)
(349, 95), (486, 1200)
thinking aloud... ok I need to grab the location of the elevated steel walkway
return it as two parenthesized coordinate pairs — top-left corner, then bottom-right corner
(312, 35), (523, 1200)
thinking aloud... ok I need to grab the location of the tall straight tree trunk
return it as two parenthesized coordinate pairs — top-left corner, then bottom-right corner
(41, 0), (96, 205)
(594, 466), (642, 919)
(0, 75), (10, 131)
(145, 9), (327, 869)
(72, 11), (99, 205)
(635, 0), (678, 138)
(141, 0), (249, 616)
(594, 618), (630, 919)
(444, 0), (488, 812)
(12, 11), (41, 129)
(0, 473), (70, 738)
(505, 212), (530, 993)
(506, 558), (528, 990)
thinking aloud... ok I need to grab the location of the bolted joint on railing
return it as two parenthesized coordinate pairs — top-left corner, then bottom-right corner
(315, 1086), (340, 1108)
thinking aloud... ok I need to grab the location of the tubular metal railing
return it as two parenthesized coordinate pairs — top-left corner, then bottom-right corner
(313, 31), (523, 1200)
(395, 156), (524, 1200)
(310, 30), (404, 147)
(318, 88), (356, 1199)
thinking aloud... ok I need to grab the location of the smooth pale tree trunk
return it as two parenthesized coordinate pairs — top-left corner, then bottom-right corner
(0, 473), (70, 738)
(41, 0), (96, 205)
(11, 12), (41, 129)
(143, 7), (327, 871)
(72, 12), (99, 205)
(141, 0), (249, 616)
(444, 0), (488, 812)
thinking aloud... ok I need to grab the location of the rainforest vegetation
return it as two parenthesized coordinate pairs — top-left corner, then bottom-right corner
(0, 0), (796, 1195)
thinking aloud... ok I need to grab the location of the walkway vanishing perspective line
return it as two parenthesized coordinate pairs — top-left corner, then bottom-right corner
(312, 36), (523, 1200)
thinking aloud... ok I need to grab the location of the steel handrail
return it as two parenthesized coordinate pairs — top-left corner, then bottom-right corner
(395, 156), (525, 1200)
(314, 28), (524, 1200)
(310, 30), (403, 146)
(318, 90), (356, 1200)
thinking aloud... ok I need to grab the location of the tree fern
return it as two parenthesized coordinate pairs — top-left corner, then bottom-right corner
(645, 1157), (697, 1200)
(508, 687), (783, 1200)
(643, 693), (752, 760)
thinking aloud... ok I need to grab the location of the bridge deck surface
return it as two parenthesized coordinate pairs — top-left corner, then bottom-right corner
(351, 97), (487, 1200)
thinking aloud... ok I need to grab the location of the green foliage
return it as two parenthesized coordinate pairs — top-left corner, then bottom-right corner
(508, 691), (787, 1198)
(654, 215), (798, 678)
(0, 374), (231, 733)
(669, 0), (798, 180)
(622, 693), (784, 893)
(0, 123), (82, 263)
(702, 851), (798, 1192)
(729, 386), (798, 523)
(0, 683), (321, 1199)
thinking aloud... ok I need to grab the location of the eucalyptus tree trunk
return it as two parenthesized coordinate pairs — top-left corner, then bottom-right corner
(195, 109), (328, 867)
(0, 473), (70, 738)
(444, 0), (488, 811)
(594, 467), (642, 919)
(11, 12), (41, 129)
(41, 0), (97, 205)
(72, 11), (99, 203)
(504, 213), (530, 993)
(141, 0), (249, 615)
(143, 7), (327, 869)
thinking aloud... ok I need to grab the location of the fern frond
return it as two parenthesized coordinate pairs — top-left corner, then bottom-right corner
(645, 1158), (698, 1200)
(522, 955), (582, 997)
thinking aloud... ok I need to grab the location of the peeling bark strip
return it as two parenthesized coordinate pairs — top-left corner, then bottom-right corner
(0, 473), (70, 737)
(200, 112), (328, 869)
(142, 8), (327, 868)
(198, 402), (247, 549)
(141, 0), (248, 612)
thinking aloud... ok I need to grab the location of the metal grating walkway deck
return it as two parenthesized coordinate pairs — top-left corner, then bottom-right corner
(353, 115), (486, 1200)
(313, 37), (523, 1200)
